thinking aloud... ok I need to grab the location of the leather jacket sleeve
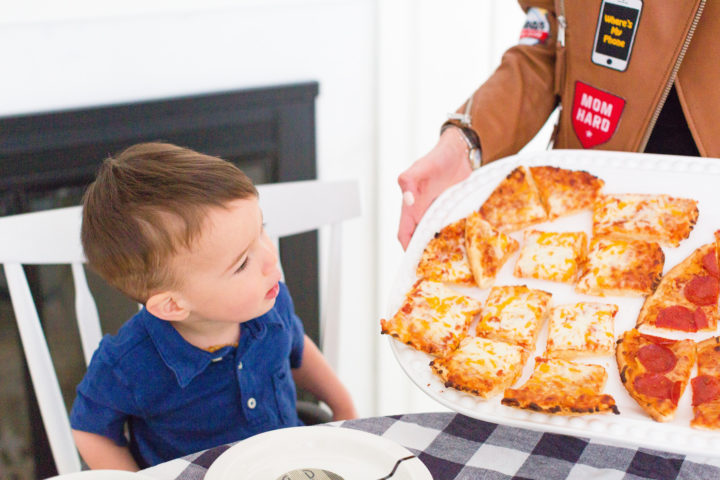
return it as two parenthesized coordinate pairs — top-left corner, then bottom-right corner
(452, 0), (558, 164)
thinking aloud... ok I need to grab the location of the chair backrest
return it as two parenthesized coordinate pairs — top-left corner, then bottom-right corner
(0, 179), (361, 475)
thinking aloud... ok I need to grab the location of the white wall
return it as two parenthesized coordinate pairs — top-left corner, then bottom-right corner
(1, 0), (554, 418)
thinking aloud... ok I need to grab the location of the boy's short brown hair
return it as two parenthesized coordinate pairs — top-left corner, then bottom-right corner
(81, 142), (258, 303)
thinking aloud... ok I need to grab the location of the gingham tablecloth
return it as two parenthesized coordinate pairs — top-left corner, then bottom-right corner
(141, 412), (720, 480)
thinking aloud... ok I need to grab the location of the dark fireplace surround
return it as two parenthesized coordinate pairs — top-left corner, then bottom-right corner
(0, 82), (320, 477)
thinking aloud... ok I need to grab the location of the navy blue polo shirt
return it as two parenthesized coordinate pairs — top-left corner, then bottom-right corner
(70, 282), (305, 468)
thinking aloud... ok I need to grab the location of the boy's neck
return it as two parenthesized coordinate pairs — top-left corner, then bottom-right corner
(169, 318), (241, 351)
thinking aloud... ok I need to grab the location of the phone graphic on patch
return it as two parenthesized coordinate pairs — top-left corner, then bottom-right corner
(591, 0), (642, 72)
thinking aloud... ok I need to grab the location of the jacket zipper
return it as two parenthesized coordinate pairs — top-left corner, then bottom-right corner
(548, 0), (567, 149)
(638, 0), (706, 151)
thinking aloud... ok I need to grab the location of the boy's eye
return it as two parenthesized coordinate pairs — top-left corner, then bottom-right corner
(234, 257), (249, 274)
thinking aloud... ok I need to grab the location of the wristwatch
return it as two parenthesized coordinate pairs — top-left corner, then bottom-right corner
(440, 123), (482, 170)
(441, 95), (482, 170)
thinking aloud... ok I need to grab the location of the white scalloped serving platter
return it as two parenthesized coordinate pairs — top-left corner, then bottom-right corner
(387, 149), (720, 458)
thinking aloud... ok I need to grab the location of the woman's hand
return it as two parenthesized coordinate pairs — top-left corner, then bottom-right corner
(397, 127), (473, 249)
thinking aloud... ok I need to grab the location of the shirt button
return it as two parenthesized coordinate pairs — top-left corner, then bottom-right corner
(247, 397), (256, 409)
(238, 361), (243, 370)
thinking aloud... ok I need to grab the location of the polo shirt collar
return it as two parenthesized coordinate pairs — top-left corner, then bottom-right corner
(139, 307), (284, 388)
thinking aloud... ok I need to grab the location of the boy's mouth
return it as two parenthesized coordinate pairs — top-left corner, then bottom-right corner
(265, 282), (280, 299)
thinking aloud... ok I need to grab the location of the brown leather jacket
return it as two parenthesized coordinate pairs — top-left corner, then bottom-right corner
(451, 0), (720, 163)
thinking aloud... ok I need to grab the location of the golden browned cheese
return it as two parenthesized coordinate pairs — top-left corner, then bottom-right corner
(592, 193), (698, 247)
(476, 285), (551, 351)
(576, 237), (664, 297)
(545, 302), (618, 359)
(479, 166), (547, 232)
(529, 166), (604, 220)
(637, 244), (719, 332)
(615, 329), (696, 422)
(430, 336), (525, 399)
(416, 217), (475, 286)
(501, 357), (618, 415)
(514, 230), (588, 284)
(464, 211), (519, 289)
(380, 279), (481, 357)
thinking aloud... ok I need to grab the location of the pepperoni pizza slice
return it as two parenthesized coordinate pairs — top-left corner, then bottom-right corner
(479, 166), (547, 232)
(501, 357), (619, 415)
(529, 166), (604, 220)
(592, 193), (698, 247)
(380, 279), (482, 357)
(690, 336), (720, 430)
(637, 243), (720, 332)
(616, 329), (696, 422)
(416, 217), (475, 286)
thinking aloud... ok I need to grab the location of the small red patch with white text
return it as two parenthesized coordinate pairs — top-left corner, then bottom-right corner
(571, 81), (625, 148)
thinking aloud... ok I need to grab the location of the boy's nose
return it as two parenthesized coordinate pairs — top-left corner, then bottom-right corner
(261, 237), (279, 274)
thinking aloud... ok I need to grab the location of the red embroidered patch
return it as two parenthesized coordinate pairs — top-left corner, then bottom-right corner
(571, 81), (625, 148)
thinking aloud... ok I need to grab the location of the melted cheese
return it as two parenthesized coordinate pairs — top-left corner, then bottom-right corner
(576, 237), (663, 296)
(514, 230), (587, 283)
(381, 279), (482, 356)
(477, 285), (551, 349)
(546, 302), (617, 357)
(593, 193), (697, 247)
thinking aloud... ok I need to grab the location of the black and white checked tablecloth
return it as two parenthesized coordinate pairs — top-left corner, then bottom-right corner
(151, 412), (720, 480)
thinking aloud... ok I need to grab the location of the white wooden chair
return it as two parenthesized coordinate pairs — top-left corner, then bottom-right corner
(0, 179), (361, 475)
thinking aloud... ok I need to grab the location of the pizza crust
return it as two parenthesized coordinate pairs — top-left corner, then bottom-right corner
(502, 357), (619, 415)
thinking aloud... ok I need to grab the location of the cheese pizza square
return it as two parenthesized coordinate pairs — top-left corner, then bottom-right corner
(479, 166), (547, 232)
(380, 279), (482, 357)
(575, 237), (665, 297)
(514, 230), (588, 283)
(416, 217), (475, 286)
(545, 302), (618, 359)
(465, 211), (519, 289)
(529, 166), (604, 220)
(430, 336), (525, 399)
(593, 193), (698, 247)
(502, 357), (619, 415)
(476, 285), (552, 350)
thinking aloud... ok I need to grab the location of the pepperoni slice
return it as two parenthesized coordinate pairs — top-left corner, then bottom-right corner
(655, 305), (697, 332)
(633, 373), (673, 400)
(684, 275), (720, 306)
(692, 375), (720, 406)
(637, 343), (677, 373)
(702, 251), (720, 278)
(694, 308), (709, 330)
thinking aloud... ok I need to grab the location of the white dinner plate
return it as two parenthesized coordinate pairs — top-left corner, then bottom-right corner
(387, 149), (720, 458)
(204, 426), (432, 480)
(46, 471), (155, 480)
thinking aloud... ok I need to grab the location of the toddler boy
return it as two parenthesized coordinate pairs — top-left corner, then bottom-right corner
(70, 142), (356, 470)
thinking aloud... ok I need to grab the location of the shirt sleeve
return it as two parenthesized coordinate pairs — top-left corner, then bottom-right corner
(459, 0), (558, 163)
(69, 343), (139, 446)
(277, 282), (306, 369)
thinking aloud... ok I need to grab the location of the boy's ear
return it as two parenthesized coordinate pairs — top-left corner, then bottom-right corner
(145, 291), (190, 322)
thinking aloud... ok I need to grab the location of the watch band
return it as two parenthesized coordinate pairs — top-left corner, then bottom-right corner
(442, 94), (482, 170)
